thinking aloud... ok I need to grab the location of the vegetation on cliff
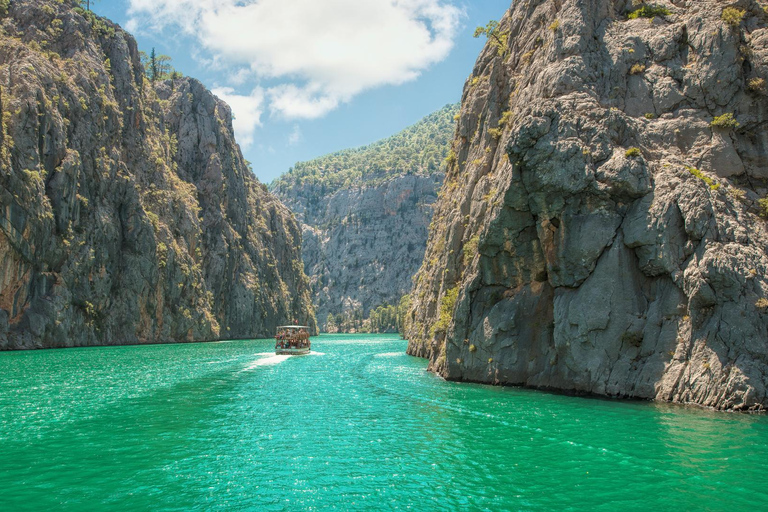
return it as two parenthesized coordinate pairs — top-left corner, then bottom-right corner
(271, 104), (458, 195)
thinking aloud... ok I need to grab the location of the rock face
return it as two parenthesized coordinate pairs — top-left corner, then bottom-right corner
(296, 175), (442, 328)
(406, 0), (768, 411)
(273, 106), (456, 329)
(0, 0), (315, 349)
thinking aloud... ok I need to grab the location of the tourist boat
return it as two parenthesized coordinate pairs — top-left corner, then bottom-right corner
(274, 325), (311, 355)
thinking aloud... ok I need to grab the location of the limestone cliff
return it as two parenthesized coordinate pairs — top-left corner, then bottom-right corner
(273, 105), (456, 329)
(0, 0), (315, 349)
(406, 0), (768, 411)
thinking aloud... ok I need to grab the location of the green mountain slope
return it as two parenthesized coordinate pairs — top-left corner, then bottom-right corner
(271, 104), (458, 195)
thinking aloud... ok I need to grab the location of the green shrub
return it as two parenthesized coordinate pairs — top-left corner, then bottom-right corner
(625, 147), (641, 158)
(482, 187), (498, 202)
(756, 298), (768, 309)
(146, 211), (160, 229)
(22, 169), (44, 186)
(0, 0), (9, 17)
(629, 63), (646, 75)
(521, 50), (535, 65)
(469, 344), (477, 353)
(710, 113), (739, 129)
(759, 197), (768, 218)
(748, 77), (766, 93)
(488, 127), (503, 139)
(686, 166), (720, 190)
(739, 45), (752, 59)
(721, 7), (745, 28)
(83, 301), (96, 318)
(430, 286), (459, 337)
(644, 113), (655, 119)
(463, 234), (480, 263)
(627, 5), (671, 19)
(549, 19), (560, 31)
(729, 188), (746, 201)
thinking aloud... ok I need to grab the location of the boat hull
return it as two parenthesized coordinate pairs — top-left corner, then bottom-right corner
(275, 348), (311, 355)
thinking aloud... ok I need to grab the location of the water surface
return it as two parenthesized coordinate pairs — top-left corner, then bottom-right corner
(1, 334), (766, 510)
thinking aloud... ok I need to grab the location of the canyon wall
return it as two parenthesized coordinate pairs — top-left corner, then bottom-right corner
(406, 0), (768, 411)
(0, 0), (315, 349)
(273, 105), (456, 330)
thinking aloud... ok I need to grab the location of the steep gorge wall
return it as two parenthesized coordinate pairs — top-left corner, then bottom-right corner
(273, 105), (457, 330)
(0, 0), (314, 349)
(280, 174), (441, 327)
(406, 0), (768, 411)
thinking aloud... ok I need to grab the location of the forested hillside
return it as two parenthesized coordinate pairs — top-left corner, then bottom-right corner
(272, 104), (457, 195)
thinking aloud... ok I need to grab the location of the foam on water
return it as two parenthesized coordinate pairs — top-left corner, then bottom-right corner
(242, 354), (290, 370)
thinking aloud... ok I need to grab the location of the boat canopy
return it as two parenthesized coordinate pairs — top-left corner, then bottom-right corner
(277, 325), (309, 329)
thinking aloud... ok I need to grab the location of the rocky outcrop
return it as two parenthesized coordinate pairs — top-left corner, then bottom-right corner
(284, 174), (441, 327)
(0, 0), (314, 349)
(273, 106), (456, 329)
(406, 0), (768, 411)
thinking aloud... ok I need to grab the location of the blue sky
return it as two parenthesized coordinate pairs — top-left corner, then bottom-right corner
(92, 0), (511, 183)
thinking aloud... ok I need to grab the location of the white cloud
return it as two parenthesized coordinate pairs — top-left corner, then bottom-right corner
(124, 17), (138, 34)
(210, 87), (265, 149)
(127, 0), (462, 126)
(287, 125), (302, 146)
(268, 84), (340, 120)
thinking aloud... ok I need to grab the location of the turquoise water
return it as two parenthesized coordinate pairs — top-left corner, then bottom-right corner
(1, 334), (767, 511)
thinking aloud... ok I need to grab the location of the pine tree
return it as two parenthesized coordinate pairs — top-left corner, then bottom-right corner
(80, 0), (100, 11)
(474, 20), (509, 56)
(150, 48), (158, 83)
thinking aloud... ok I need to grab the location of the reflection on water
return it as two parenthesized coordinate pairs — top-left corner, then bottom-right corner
(0, 334), (766, 510)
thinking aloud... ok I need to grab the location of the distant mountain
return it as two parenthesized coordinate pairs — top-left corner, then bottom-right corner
(272, 104), (458, 332)
(272, 104), (458, 198)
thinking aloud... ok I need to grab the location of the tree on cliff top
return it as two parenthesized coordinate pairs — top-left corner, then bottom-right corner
(141, 48), (176, 83)
(79, 0), (100, 11)
(474, 20), (509, 56)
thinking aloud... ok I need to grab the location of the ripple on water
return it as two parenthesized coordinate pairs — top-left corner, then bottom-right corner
(0, 334), (766, 511)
